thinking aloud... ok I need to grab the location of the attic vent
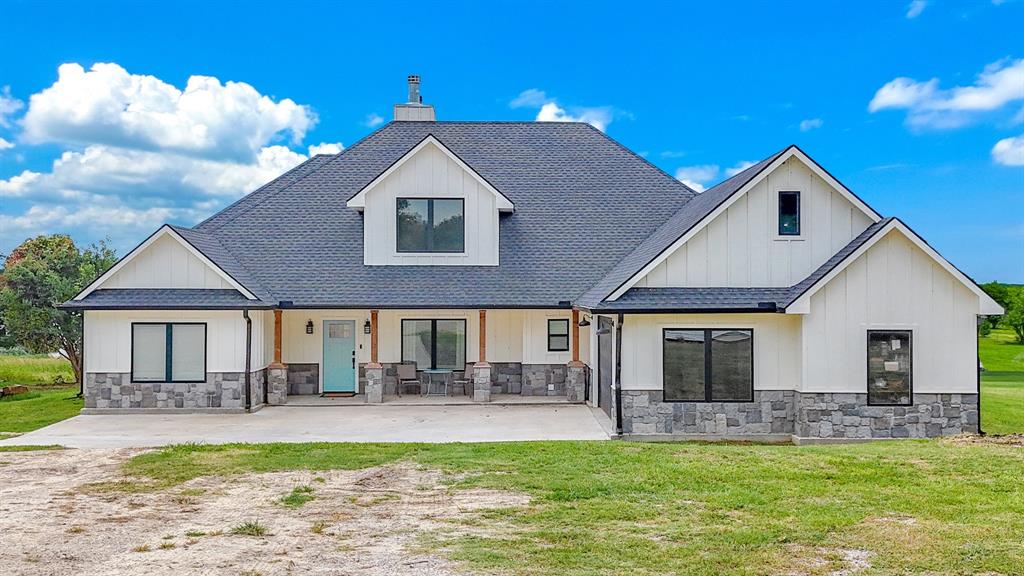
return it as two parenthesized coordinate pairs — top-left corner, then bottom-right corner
(394, 74), (436, 122)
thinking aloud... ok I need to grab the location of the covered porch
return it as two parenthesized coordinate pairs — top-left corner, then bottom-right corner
(263, 307), (591, 405)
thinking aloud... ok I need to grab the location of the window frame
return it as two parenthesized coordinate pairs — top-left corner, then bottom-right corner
(866, 329), (913, 406)
(546, 319), (570, 352)
(661, 327), (754, 403)
(777, 190), (801, 237)
(399, 318), (468, 371)
(130, 322), (208, 384)
(395, 197), (466, 254)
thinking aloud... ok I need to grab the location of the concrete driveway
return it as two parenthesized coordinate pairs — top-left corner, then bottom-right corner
(0, 404), (611, 449)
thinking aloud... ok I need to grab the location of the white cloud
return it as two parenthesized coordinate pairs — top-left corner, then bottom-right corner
(0, 62), (343, 254)
(535, 102), (613, 131)
(510, 89), (550, 109)
(307, 141), (344, 156)
(364, 113), (384, 128)
(799, 118), (824, 132)
(660, 150), (688, 158)
(0, 86), (23, 128)
(511, 88), (616, 132)
(674, 164), (720, 192)
(868, 58), (1024, 129)
(725, 161), (756, 177)
(21, 62), (314, 161)
(906, 0), (928, 18)
(0, 137), (13, 150)
(992, 134), (1024, 166)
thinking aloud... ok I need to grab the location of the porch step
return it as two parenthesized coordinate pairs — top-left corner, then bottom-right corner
(321, 392), (356, 398)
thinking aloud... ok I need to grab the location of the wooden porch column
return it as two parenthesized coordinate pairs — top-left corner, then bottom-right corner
(369, 309), (380, 365)
(271, 309), (284, 366)
(571, 309), (580, 363)
(478, 309), (487, 364)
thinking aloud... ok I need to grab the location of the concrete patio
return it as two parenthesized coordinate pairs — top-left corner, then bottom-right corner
(0, 404), (611, 449)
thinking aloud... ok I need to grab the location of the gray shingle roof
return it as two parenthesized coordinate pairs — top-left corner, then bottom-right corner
(185, 121), (698, 308)
(62, 289), (273, 310)
(577, 146), (790, 308)
(589, 287), (792, 312)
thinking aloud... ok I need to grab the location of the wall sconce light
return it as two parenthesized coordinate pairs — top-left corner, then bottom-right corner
(363, 319), (372, 334)
(305, 320), (314, 334)
(578, 316), (591, 327)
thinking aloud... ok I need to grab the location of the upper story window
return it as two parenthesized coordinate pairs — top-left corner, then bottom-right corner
(778, 191), (801, 236)
(397, 198), (465, 253)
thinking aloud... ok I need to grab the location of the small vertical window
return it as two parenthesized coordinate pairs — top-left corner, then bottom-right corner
(778, 191), (800, 236)
(547, 319), (570, 352)
(867, 330), (912, 406)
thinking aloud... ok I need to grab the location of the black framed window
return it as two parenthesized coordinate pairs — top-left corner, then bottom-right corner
(401, 319), (467, 370)
(778, 191), (800, 236)
(131, 323), (206, 383)
(547, 319), (570, 352)
(663, 328), (753, 402)
(396, 198), (465, 253)
(867, 330), (912, 406)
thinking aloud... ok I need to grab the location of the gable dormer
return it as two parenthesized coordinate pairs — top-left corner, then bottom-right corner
(347, 135), (513, 266)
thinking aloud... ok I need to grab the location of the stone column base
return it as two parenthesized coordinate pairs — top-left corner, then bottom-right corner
(566, 362), (587, 403)
(473, 362), (492, 402)
(267, 363), (288, 405)
(365, 363), (384, 404)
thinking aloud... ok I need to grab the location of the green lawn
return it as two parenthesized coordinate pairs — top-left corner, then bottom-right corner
(118, 440), (1024, 575)
(979, 328), (1024, 435)
(0, 354), (80, 435)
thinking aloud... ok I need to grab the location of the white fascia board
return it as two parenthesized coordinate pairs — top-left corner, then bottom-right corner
(607, 147), (882, 302)
(74, 225), (257, 301)
(346, 135), (514, 212)
(785, 220), (1004, 315)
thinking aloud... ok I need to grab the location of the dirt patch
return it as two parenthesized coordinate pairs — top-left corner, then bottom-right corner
(942, 433), (1024, 447)
(0, 449), (529, 575)
(782, 545), (872, 576)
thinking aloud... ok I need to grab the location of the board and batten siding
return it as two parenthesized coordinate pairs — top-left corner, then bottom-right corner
(361, 142), (500, 266)
(84, 310), (258, 374)
(635, 157), (874, 289)
(280, 309), (587, 371)
(101, 233), (234, 289)
(801, 229), (979, 394)
(619, 313), (802, 392)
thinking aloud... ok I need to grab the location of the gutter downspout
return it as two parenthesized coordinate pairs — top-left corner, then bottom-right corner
(243, 309), (252, 412)
(615, 312), (624, 436)
(977, 316), (984, 436)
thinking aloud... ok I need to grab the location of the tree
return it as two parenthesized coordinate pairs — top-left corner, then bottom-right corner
(0, 235), (117, 392)
(1004, 289), (1024, 344)
(980, 282), (1011, 332)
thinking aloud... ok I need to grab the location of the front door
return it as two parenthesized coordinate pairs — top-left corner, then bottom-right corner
(323, 320), (356, 393)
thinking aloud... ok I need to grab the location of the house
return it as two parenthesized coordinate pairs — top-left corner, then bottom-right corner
(64, 76), (1004, 442)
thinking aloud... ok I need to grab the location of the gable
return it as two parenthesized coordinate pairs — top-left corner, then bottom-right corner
(352, 136), (508, 266)
(75, 226), (256, 300)
(632, 153), (877, 290)
(786, 220), (1003, 315)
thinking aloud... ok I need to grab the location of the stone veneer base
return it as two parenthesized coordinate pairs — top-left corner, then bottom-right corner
(85, 371), (266, 412)
(619, 390), (979, 439)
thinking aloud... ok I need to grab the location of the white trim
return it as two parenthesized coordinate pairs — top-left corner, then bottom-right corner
(74, 225), (257, 301)
(346, 135), (514, 212)
(785, 219), (1003, 315)
(608, 146), (882, 301)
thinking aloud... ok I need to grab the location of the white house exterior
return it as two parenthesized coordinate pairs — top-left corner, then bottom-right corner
(66, 76), (1003, 442)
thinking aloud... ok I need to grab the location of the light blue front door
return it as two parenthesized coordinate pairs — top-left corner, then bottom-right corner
(323, 320), (356, 393)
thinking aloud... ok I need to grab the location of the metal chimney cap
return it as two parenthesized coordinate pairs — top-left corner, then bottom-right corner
(407, 75), (420, 83)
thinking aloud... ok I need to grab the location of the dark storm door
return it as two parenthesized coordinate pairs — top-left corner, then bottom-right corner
(597, 316), (614, 418)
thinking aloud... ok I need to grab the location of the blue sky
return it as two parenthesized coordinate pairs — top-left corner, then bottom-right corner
(1, 0), (1021, 281)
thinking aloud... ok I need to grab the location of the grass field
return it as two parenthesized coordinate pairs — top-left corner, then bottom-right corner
(119, 440), (1024, 575)
(979, 328), (1024, 435)
(0, 354), (80, 435)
